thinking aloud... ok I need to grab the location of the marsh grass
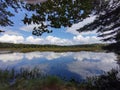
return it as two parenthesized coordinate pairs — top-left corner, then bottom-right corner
(0, 68), (120, 90)
(90, 69), (120, 90)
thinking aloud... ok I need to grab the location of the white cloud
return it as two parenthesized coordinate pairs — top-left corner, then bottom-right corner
(25, 36), (72, 45)
(20, 22), (47, 32)
(73, 35), (101, 44)
(5, 30), (22, 36)
(0, 34), (24, 43)
(66, 16), (96, 35)
(0, 27), (21, 36)
(0, 34), (102, 45)
(20, 24), (39, 32)
(26, 36), (44, 44)
(46, 36), (73, 45)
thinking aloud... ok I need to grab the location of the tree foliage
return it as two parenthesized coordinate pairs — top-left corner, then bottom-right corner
(0, 0), (23, 26)
(0, 0), (96, 35)
(77, 0), (120, 43)
(23, 0), (95, 36)
(0, 0), (120, 47)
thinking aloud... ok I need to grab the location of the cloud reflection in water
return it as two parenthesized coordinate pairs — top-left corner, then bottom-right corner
(0, 51), (118, 80)
(68, 52), (117, 79)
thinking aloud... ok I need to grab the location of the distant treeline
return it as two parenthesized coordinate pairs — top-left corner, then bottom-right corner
(0, 42), (106, 52)
(0, 42), (105, 48)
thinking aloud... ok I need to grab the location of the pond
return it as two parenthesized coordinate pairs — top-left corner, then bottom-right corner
(0, 51), (118, 82)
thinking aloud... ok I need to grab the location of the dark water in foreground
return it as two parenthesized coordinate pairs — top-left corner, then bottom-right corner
(0, 51), (118, 82)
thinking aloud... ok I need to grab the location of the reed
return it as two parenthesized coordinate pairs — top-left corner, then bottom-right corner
(0, 68), (119, 90)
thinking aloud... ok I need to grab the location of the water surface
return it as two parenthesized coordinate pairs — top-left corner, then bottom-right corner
(0, 51), (118, 81)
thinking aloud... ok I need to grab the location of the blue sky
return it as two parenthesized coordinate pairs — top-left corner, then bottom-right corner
(0, 1), (102, 45)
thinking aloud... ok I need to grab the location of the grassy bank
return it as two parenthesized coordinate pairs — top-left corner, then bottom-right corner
(0, 68), (119, 90)
(0, 42), (105, 52)
(0, 68), (88, 90)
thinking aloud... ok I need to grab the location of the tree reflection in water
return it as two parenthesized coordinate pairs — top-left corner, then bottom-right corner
(89, 54), (120, 90)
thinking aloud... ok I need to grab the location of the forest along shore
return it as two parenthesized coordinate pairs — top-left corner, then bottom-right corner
(0, 42), (106, 53)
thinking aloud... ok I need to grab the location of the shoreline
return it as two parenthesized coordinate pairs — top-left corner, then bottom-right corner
(0, 43), (106, 53)
(0, 47), (105, 53)
(0, 50), (13, 54)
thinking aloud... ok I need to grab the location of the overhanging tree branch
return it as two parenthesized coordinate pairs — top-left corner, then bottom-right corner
(77, 0), (120, 43)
